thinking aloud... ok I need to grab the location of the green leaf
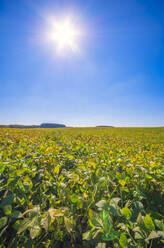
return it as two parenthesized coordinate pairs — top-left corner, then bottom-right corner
(24, 240), (33, 248)
(0, 194), (14, 207)
(119, 233), (128, 248)
(133, 201), (144, 219)
(70, 194), (79, 203)
(3, 205), (12, 215)
(0, 224), (8, 239)
(121, 188), (129, 193)
(108, 205), (118, 216)
(77, 198), (83, 209)
(7, 178), (19, 187)
(102, 229), (119, 241)
(89, 213), (103, 228)
(144, 214), (155, 230)
(0, 217), (8, 229)
(11, 211), (22, 219)
(17, 218), (33, 234)
(98, 177), (106, 184)
(122, 207), (132, 220)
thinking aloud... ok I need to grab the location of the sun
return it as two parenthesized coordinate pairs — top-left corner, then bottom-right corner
(46, 17), (81, 53)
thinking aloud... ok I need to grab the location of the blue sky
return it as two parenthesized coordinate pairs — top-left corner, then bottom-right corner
(0, 0), (164, 127)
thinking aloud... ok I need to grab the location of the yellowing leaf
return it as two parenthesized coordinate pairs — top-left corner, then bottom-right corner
(30, 225), (41, 239)
(54, 165), (60, 175)
(64, 217), (73, 233)
(48, 208), (64, 219)
(119, 179), (126, 186)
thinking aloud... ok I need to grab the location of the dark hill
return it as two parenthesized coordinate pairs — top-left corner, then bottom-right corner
(40, 123), (66, 128)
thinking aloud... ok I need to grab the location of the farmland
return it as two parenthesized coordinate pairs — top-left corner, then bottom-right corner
(0, 127), (164, 247)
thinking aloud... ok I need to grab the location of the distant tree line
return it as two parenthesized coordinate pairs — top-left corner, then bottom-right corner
(0, 123), (66, 128)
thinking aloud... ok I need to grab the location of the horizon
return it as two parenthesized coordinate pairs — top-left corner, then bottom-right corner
(0, 0), (164, 126)
(0, 122), (163, 128)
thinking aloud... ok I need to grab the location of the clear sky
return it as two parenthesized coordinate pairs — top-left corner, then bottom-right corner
(0, 0), (164, 127)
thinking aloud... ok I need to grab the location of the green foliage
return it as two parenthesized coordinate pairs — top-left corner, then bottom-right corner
(0, 127), (164, 247)
(144, 214), (155, 230)
(0, 217), (8, 229)
(119, 233), (127, 248)
(122, 207), (132, 220)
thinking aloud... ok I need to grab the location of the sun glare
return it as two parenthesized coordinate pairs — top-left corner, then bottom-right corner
(46, 17), (81, 53)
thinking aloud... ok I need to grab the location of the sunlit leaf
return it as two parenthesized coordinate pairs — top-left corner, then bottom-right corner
(122, 207), (132, 220)
(144, 214), (155, 230)
(119, 233), (128, 248)
(30, 225), (41, 239)
(3, 205), (12, 215)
